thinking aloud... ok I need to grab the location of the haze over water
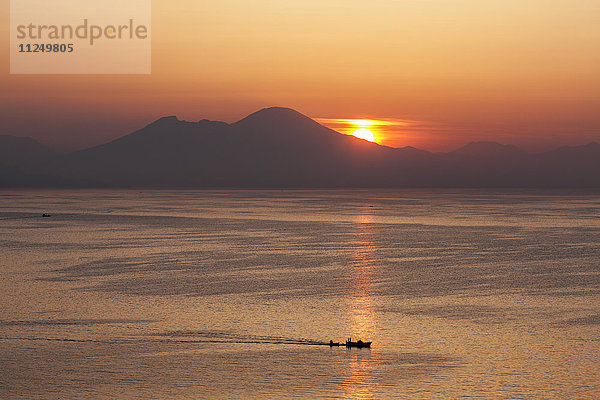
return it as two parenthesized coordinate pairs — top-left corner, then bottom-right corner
(1, 190), (599, 399)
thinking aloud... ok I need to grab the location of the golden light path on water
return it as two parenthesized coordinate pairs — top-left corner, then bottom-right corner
(344, 207), (379, 399)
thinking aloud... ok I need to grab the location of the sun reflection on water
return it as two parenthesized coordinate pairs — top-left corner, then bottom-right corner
(343, 207), (380, 398)
(349, 209), (378, 338)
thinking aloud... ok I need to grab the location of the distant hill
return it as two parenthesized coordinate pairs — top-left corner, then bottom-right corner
(0, 136), (65, 187)
(1, 107), (599, 188)
(448, 141), (525, 159)
(531, 142), (600, 187)
(0, 135), (57, 169)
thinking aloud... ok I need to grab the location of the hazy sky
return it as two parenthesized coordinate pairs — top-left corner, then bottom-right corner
(1, 0), (599, 151)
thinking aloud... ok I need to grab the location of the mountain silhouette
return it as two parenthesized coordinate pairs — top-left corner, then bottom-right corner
(449, 141), (525, 159)
(0, 135), (57, 169)
(44, 107), (427, 187)
(2, 107), (599, 188)
(532, 142), (600, 187)
(0, 135), (73, 187)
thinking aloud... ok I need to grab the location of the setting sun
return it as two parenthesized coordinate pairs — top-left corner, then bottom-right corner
(315, 118), (405, 145)
(353, 128), (375, 142)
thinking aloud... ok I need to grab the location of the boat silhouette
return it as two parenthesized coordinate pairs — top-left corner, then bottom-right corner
(329, 338), (372, 348)
(344, 338), (371, 348)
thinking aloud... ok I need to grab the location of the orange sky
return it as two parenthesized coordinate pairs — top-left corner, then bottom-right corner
(1, 0), (599, 151)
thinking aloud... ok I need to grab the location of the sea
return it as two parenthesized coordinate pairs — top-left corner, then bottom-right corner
(1, 189), (599, 399)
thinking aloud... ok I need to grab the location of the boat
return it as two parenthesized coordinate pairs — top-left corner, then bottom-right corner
(345, 338), (371, 348)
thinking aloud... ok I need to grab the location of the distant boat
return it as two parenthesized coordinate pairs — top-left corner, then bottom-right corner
(42, 214), (52, 218)
(344, 338), (371, 348)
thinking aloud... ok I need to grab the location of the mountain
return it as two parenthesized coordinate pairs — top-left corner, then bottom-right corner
(0, 135), (70, 187)
(2, 107), (599, 188)
(541, 142), (600, 161)
(46, 107), (428, 187)
(0, 135), (57, 169)
(448, 141), (525, 159)
(434, 141), (530, 187)
(531, 142), (600, 187)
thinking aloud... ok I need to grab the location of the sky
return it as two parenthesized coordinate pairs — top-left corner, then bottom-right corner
(1, 0), (599, 152)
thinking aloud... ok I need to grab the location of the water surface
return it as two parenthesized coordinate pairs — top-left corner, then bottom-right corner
(1, 190), (599, 399)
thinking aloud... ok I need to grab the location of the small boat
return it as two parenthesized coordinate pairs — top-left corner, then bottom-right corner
(345, 338), (371, 348)
(329, 340), (341, 347)
(42, 214), (52, 218)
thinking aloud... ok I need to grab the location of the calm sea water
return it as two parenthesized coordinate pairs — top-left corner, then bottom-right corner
(1, 190), (599, 399)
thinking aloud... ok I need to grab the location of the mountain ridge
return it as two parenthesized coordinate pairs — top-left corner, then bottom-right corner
(1, 107), (599, 188)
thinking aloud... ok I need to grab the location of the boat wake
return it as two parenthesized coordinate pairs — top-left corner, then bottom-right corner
(154, 331), (332, 346)
(0, 333), (333, 347)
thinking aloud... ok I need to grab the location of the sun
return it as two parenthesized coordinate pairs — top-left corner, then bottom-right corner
(353, 128), (376, 142)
